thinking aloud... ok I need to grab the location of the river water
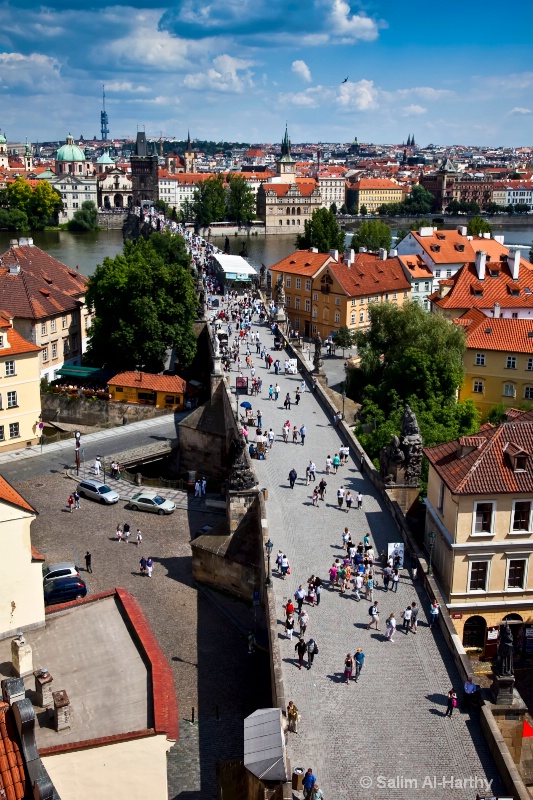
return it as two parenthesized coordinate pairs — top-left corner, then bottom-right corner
(0, 225), (531, 279)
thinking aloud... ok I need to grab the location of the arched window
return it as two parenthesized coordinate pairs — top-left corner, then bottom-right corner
(292, 219), (295, 225)
(279, 219), (283, 226)
(291, 207), (295, 215)
(297, 207), (301, 215)
(297, 219), (300, 225)
(463, 615), (487, 648)
(351, 313), (356, 324)
(286, 219), (290, 225)
(286, 207), (290, 215)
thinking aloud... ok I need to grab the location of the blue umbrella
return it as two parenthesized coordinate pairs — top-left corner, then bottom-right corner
(240, 401), (252, 409)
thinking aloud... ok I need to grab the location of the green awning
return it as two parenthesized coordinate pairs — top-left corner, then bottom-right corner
(55, 366), (115, 381)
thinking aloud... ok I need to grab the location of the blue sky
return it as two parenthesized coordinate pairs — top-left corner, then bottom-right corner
(1, 0), (532, 146)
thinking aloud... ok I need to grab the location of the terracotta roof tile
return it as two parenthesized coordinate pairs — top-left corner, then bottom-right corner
(433, 259), (533, 312)
(424, 408), (533, 495)
(109, 371), (186, 394)
(0, 703), (26, 800)
(269, 250), (334, 277)
(397, 254), (433, 279)
(458, 311), (533, 353)
(330, 254), (411, 297)
(0, 476), (34, 513)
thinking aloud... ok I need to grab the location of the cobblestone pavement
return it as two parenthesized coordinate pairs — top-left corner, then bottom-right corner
(247, 320), (503, 799)
(14, 472), (271, 799)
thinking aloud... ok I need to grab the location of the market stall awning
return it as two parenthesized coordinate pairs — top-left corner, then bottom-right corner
(212, 254), (257, 281)
(55, 366), (115, 382)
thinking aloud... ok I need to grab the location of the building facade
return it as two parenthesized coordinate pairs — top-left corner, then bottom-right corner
(97, 167), (132, 209)
(346, 178), (403, 213)
(131, 132), (159, 207)
(48, 173), (98, 221)
(0, 316), (41, 451)
(108, 371), (186, 410)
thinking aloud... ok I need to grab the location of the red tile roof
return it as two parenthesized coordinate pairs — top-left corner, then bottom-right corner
(109, 371), (186, 394)
(330, 253), (411, 297)
(0, 245), (86, 298)
(0, 475), (34, 513)
(263, 182), (318, 197)
(424, 409), (533, 495)
(411, 228), (532, 269)
(432, 259), (533, 312)
(0, 702), (26, 800)
(349, 178), (401, 190)
(397, 254), (433, 279)
(269, 250), (334, 277)
(456, 309), (533, 353)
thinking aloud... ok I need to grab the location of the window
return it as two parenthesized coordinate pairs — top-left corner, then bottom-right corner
(446, 270), (452, 278)
(351, 313), (356, 324)
(115, 386), (123, 393)
(473, 380), (484, 394)
(305, 280), (311, 291)
(51, 319), (57, 332)
(504, 383), (516, 397)
(360, 297), (365, 304)
(506, 356), (517, 369)
(62, 316), (67, 329)
(4, 361), (14, 377)
(438, 480), (445, 513)
(435, 270), (441, 278)
(512, 501), (532, 532)
(41, 323), (47, 336)
(312, 324), (317, 334)
(424, 281), (430, 291)
(359, 311), (364, 323)
(507, 559), (527, 589)
(296, 278), (301, 290)
(313, 293), (318, 302)
(473, 501), (495, 534)
(285, 278), (291, 288)
(52, 343), (57, 359)
(392, 292), (397, 300)
(404, 291), (409, 298)
(525, 387), (533, 400)
(335, 312), (340, 323)
(528, 358), (533, 371)
(0, 335), (3, 348)
(312, 307), (317, 318)
(63, 338), (70, 355)
(305, 299), (310, 312)
(0, 425), (4, 440)
(7, 391), (17, 408)
(285, 296), (290, 307)
(414, 282), (419, 291)
(469, 560), (489, 591)
(9, 422), (19, 438)
(42, 347), (48, 362)
(475, 353), (486, 366)
(385, 293), (389, 301)
(295, 298), (300, 310)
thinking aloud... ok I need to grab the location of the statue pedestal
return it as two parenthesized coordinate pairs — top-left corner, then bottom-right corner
(491, 674), (516, 705)
(275, 303), (286, 325)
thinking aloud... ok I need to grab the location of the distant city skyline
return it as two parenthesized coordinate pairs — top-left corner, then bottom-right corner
(0, 0), (532, 147)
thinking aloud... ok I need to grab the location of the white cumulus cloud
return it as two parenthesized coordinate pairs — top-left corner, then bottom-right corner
(104, 81), (149, 94)
(337, 79), (378, 110)
(292, 60), (312, 83)
(509, 106), (532, 114)
(0, 52), (61, 91)
(402, 103), (427, 116)
(183, 54), (254, 93)
(329, 0), (379, 42)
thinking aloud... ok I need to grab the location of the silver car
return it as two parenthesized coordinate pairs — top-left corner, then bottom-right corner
(77, 479), (120, 505)
(130, 491), (176, 515)
(43, 562), (80, 583)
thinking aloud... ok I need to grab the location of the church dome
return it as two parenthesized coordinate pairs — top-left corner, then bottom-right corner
(56, 134), (86, 162)
(96, 150), (114, 165)
(0, 132), (6, 144)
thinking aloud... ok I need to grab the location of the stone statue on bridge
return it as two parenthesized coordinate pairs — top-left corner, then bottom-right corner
(379, 404), (423, 487)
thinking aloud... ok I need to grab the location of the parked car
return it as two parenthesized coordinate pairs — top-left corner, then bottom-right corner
(43, 562), (80, 583)
(43, 576), (87, 606)
(77, 479), (120, 505)
(130, 491), (176, 515)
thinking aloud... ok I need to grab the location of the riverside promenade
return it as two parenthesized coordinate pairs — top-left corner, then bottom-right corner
(247, 322), (502, 799)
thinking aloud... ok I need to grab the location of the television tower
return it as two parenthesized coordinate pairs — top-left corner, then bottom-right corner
(100, 84), (109, 142)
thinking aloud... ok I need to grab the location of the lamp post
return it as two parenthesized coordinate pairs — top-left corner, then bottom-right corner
(74, 430), (81, 476)
(342, 387), (346, 421)
(428, 530), (436, 576)
(265, 538), (273, 586)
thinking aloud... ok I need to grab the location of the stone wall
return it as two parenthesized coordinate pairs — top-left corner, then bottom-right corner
(97, 212), (128, 229)
(41, 394), (171, 427)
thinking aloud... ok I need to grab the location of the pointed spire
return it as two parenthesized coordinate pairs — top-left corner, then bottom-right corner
(186, 129), (191, 152)
(281, 124), (291, 158)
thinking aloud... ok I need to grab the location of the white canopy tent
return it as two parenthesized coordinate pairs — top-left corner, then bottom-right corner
(211, 253), (257, 283)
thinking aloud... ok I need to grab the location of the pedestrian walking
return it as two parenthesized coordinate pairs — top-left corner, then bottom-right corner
(429, 600), (440, 628)
(288, 468), (297, 489)
(85, 550), (92, 573)
(310, 783), (324, 800)
(410, 602), (419, 633)
(325, 455), (332, 475)
(67, 494), (74, 513)
(300, 380), (306, 394)
(401, 605), (412, 632)
(383, 566), (391, 591)
(312, 486), (319, 506)
(302, 769), (317, 800)
(367, 600), (380, 630)
(268, 429), (275, 449)
(385, 612), (396, 642)
(194, 479), (201, 497)
(276, 550), (283, 573)
(315, 581), (322, 606)
(345, 491), (353, 511)
(353, 573), (364, 600)
(287, 700), (299, 733)
(337, 486), (345, 509)
(146, 557), (153, 578)
(116, 525), (123, 542)
(281, 554), (290, 579)
(444, 688), (457, 717)
(284, 392), (291, 410)
(295, 637), (307, 670)
(333, 453), (340, 473)
(284, 598), (295, 618)
(268, 385), (274, 401)
(201, 477), (207, 495)
(298, 609), (309, 636)
(366, 573), (375, 601)
(357, 492), (363, 509)
(392, 569), (399, 592)
(139, 556), (147, 575)
(292, 426), (299, 443)
(344, 653), (354, 683)
(285, 615), (295, 640)
(123, 523), (131, 543)
(307, 637), (318, 669)
(294, 585), (305, 613)
(73, 490), (80, 509)
(93, 456), (101, 476)
(354, 648), (365, 681)
(136, 529), (143, 546)
(300, 425), (307, 445)
(295, 389), (301, 405)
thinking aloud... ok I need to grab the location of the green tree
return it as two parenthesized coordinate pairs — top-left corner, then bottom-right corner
(402, 184), (434, 214)
(445, 199), (461, 214)
(295, 207), (345, 253)
(486, 202), (502, 215)
(329, 201), (338, 215)
(332, 326), (355, 356)
(5, 177), (33, 216)
(360, 204), (368, 216)
(340, 203), (348, 214)
(467, 215), (492, 236)
(85, 232), (198, 373)
(28, 180), (61, 228)
(67, 201), (99, 232)
(226, 174), (255, 225)
(193, 175), (226, 227)
(351, 220), (392, 253)
(0, 208), (29, 230)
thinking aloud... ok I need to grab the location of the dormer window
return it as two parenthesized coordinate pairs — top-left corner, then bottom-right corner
(504, 441), (530, 471)
(430, 244), (441, 252)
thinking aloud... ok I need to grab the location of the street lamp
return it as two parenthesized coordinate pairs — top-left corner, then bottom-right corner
(428, 530), (436, 576)
(74, 430), (81, 476)
(342, 388), (346, 421)
(265, 538), (273, 586)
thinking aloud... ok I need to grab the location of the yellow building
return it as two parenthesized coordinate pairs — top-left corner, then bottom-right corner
(108, 371), (186, 410)
(346, 178), (403, 213)
(0, 315), (41, 451)
(424, 409), (533, 653)
(0, 475), (45, 638)
(457, 309), (533, 419)
(269, 248), (411, 339)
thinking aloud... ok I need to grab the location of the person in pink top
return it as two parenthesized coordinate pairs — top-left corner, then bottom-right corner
(329, 563), (338, 588)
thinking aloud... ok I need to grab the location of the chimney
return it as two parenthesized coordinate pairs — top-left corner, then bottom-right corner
(378, 248), (388, 260)
(359, 246), (367, 253)
(457, 226), (467, 236)
(9, 263), (20, 275)
(438, 283), (452, 299)
(418, 226), (433, 237)
(389, 248), (398, 257)
(475, 250), (487, 281)
(53, 689), (71, 731)
(493, 302), (501, 318)
(344, 248), (355, 267)
(1, 677), (25, 706)
(329, 249), (339, 261)
(9, 239), (18, 247)
(509, 249), (520, 280)
(309, 247), (318, 253)
(482, 231), (490, 239)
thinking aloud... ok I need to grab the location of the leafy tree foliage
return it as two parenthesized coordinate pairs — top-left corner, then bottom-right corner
(295, 207), (345, 253)
(67, 201), (99, 232)
(445, 199), (481, 215)
(329, 202), (338, 215)
(332, 326), (355, 355)
(85, 232), (198, 373)
(351, 220), (392, 252)
(378, 185), (435, 216)
(467, 215), (492, 236)
(193, 175), (226, 227)
(359, 204), (368, 216)
(0, 177), (61, 229)
(226, 175), (255, 225)
(0, 208), (29, 230)
(340, 203), (348, 214)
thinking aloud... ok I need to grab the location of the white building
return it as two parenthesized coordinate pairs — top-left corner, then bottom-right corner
(316, 173), (346, 209)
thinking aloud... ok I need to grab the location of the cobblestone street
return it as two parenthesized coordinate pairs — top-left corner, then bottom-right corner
(247, 319), (503, 799)
(14, 471), (270, 799)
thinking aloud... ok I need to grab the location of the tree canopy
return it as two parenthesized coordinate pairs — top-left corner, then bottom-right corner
(295, 207), (345, 253)
(467, 215), (492, 236)
(193, 175), (226, 228)
(332, 326), (355, 355)
(378, 184), (435, 216)
(67, 201), (98, 232)
(226, 174), (255, 225)
(0, 177), (61, 229)
(350, 220), (392, 252)
(85, 232), (198, 373)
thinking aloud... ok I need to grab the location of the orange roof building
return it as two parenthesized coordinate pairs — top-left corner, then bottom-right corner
(346, 177), (403, 213)
(108, 371), (187, 410)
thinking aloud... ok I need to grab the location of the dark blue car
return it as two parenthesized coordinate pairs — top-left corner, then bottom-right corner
(43, 576), (87, 606)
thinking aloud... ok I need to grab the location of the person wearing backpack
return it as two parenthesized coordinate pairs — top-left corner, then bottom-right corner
(367, 600), (379, 630)
(295, 637), (308, 670)
(307, 638), (318, 669)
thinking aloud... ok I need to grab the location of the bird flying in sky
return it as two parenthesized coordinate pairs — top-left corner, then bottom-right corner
(341, 76), (349, 84)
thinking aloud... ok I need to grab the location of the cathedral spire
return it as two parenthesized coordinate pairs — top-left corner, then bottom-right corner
(281, 124), (291, 159)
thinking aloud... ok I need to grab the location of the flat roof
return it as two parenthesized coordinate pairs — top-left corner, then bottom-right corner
(211, 254), (257, 278)
(0, 595), (151, 749)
